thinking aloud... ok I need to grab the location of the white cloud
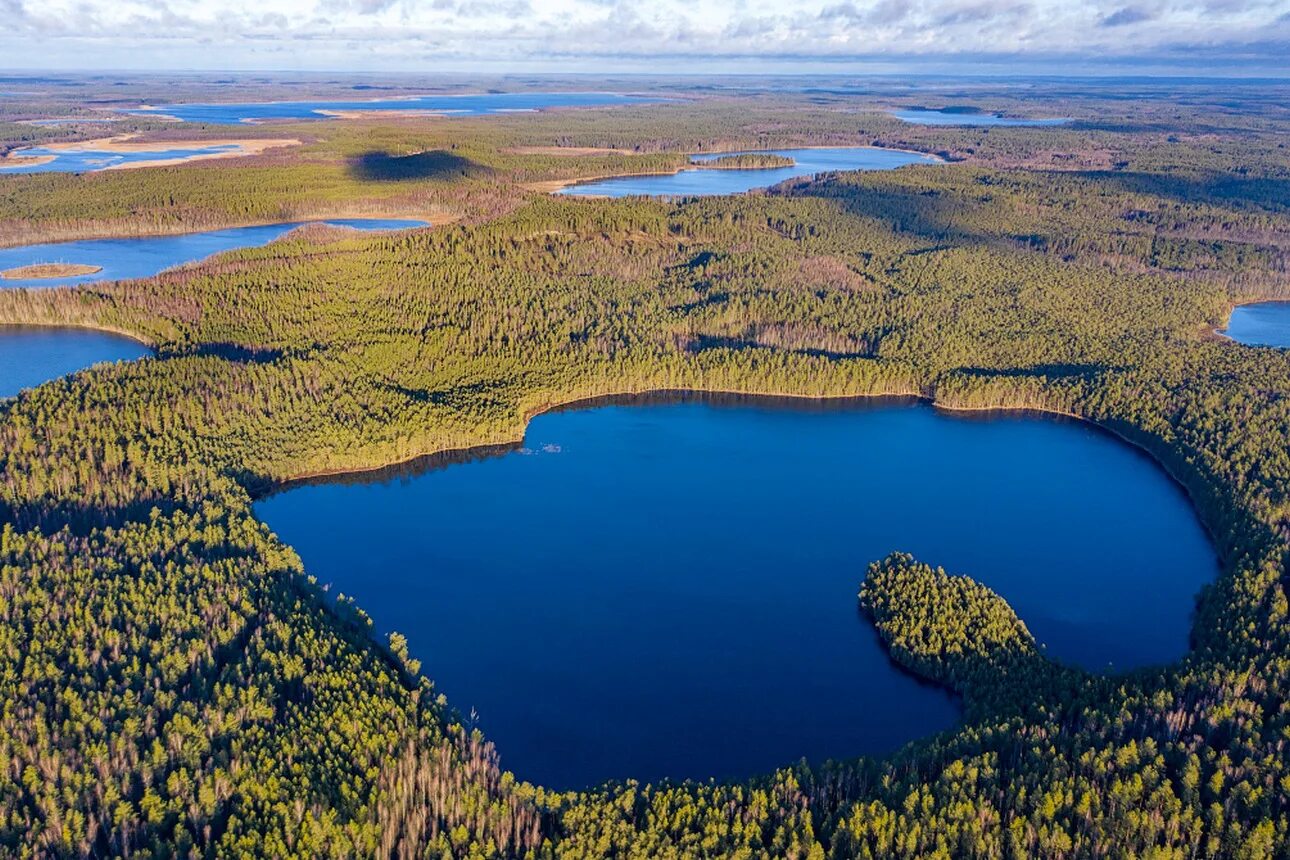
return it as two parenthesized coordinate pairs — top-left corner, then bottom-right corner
(3, 0), (1287, 71)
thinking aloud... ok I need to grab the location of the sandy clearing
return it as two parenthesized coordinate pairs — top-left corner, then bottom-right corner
(2, 263), (103, 280)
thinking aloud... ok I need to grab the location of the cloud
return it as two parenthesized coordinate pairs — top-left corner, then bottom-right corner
(1100, 5), (1155, 26)
(0, 0), (1286, 72)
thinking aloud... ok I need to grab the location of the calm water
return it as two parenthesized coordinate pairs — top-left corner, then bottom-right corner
(0, 326), (149, 398)
(557, 147), (939, 197)
(0, 218), (429, 289)
(0, 143), (244, 174)
(892, 108), (1069, 127)
(127, 92), (661, 125)
(1222, 302), (1290, 348)
(255, 396), (1216, 788)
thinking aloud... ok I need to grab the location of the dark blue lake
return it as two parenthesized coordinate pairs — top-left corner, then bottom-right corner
(0, 325), (149, 398)
(127, 92), (661, 125)
(557, 147), (939, 197)
(1222, 302), (1290, 348)
(892, 109), (1069, 127)
(0, 218), (428, 289)
(254, 395), (1216, 789)
(0, 143), (244, 174)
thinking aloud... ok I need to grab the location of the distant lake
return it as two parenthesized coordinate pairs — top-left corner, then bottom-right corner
(557, 147), (940, 197)
(255, 395), (1216, 789)
(0, 143), (243, 173)
(892, 108), (1069, 127)
(0, 326), (149, 398)
(1221, 302), (1290, 348)
(127, 92), (662, 125)
(0, 218), (428, 289)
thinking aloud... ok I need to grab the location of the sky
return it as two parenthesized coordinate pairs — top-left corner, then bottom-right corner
(1, 0), (1288, 75)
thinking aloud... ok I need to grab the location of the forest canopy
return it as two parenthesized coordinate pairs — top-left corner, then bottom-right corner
(0, 80), (1288, 858)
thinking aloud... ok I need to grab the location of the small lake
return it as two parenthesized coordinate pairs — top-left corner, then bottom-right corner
(1221, 302), (1290, 348)
(0, 218), (428, 289)
(557, 147), (939, 197)
(0, 143), (245, 174)
(0, 326), (149, 398)
(255, 396), (1216, 788)
(892, 108), (1069, 127)
(127, 92), (661, 125)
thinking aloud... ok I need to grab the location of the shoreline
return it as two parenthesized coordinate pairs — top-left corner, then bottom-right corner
(531, 144), (943, 195)
(252, 385), (1222, 559)
(1212, 297), (1290, 344)
(0, 134), (302, 172)
(1, 263), (103, 280)
(0, 210), (444, 251)
(0, 319), (156, 350)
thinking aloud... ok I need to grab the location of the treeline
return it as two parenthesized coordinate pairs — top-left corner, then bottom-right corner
(0, 108), (1287, 856)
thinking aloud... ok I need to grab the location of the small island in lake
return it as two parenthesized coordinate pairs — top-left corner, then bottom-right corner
(693, 153), (795, 169)
(1, 262), (103, 280)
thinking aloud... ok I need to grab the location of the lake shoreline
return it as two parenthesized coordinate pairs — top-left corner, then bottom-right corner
(0, 211), (441, 252)
(532, 144), (944, 195)
(0, 134), (303, 173)
(251, 385), (1222, 562)
(1213, 297), (1290, 345)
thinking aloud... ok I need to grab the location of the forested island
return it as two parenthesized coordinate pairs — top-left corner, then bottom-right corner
(692, 153), (796, 169)
(0, 75), (1287, 857)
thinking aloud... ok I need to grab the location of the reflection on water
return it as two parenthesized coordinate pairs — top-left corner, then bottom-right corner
(128, 92), (663, 125)
(1221, 302), (1290, 348)
(892, 108), (1070, 126)
(557, 146), (940, 197)
(0, 326), (150, 398)
(0, 143), (244, 174)
(0, 218), (429, 289)
(255, 394), (1216, 789)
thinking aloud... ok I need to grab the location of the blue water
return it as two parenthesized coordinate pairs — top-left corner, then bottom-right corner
(0, 218), (428, 289)
(0, 144), (244, 174)
(557, 147), (939, 198)
(127, 92), (661, 125)
(892, 109), (1069, 127)
(1222, 302), (1290, 348)
(254, 396), (1216, 788)
(0, 326), (149, 398)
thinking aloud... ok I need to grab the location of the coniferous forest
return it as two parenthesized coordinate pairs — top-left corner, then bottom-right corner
(0, 76), (1288, 857)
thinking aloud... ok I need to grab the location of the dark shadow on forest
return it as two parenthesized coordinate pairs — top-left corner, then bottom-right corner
(3, 495), (188, 538)
(246, 441), (523, 499)
(957, 363), (1119, 381)
(349, 150), (490, 183)
(685, 334), (876, 361)
(1073, 171), (1290, 212)
(168, 342), (286, 363)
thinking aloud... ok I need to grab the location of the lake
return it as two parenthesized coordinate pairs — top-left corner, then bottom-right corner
(127, 92), (662, 125)
(556, 147), (940, 197)
(1221, 302), (1290, 348)
(0, 143), (245, 174)
(0, 218), (429, 289)
(0, 326), (149, 398)
(254, 395), (1216, 789)
(892, 108), (1069, 127)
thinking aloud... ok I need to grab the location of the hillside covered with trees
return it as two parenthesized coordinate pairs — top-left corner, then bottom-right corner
(0, 82), (1288, 857)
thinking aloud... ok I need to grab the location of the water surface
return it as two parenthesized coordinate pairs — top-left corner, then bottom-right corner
(1222, 302), (1290, 348)
(892, 108), (1069, 126)
(0, 143), (244, 174)
(0, 218), (428, 289)
(255, 396), (1215, 788)
(557, 147), (939, 197)
(0, 326), (149, 398)
(128, 92), (661, 125)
